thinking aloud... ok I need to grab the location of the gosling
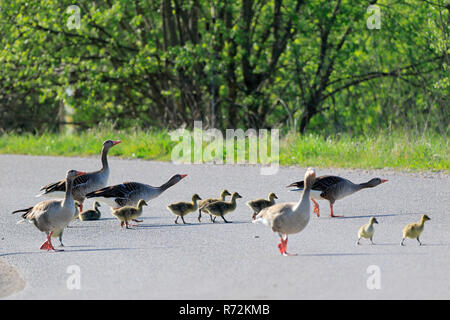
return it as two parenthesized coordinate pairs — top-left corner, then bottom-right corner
(357, 217), (378, 245)
(200, 192), (242, 223)
(111, 199), (148, 229)
(79, 201), (102, 221)
(401, 214), (431, 246)
(167, 194), (202, 224)
(246, 192), (278, 220)
(198, 189), (231, 222)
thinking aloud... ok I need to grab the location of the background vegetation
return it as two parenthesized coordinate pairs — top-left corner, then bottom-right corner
(0, 126), (447, 171)
(0, 0), (448, 136)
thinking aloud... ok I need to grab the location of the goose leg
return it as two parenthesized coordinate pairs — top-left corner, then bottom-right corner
(211, 216), (216, 223)
(277, 235), (296, 256)
(400, 238), (405, 246)
(175, 216), (179, 224)
(59, 233), (64, 247)
(198, 209), (202, 223)
(41, 232), (62, 252)
(356, 238), (361, 245)
(329, 202), (343, 218)
(370, 237), (374, 245)
(417, 237), (422, 246)
(181, 216), (189, 224)
(311, 198), (320, 217)
(128, 219), (141, 227)
(221, 215), (231, 223)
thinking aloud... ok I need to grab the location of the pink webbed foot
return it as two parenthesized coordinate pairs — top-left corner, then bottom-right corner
(311, 198), (320, 217)
(40, 241), (50, 250)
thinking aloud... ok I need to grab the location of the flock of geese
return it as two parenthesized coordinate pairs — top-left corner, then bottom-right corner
(11, 140), (431, 255)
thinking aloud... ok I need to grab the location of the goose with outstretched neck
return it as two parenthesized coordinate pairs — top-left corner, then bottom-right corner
(253, 168), (316, 256)
(86, 174), (187, 209)
(37, 140), (121, 211)
(287, 175), (388, 217)
(13, 170), (85, 251)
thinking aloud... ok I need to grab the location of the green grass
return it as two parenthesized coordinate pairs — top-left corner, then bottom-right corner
(0, 127), (448, 172)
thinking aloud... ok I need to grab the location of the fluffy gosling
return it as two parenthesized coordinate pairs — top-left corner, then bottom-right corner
(111, 199), (147, 229)
(168, 194), (202, 224)
(246, 192), (278, 220)
(79, 201), (102, 221)
(198, 189), (231, 222)
(357, 217), (378, 245)
(401, 214), (431, 246)
(200, 192), (242, 223)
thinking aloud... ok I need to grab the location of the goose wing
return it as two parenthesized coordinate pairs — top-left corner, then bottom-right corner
(40, 173), (90, 194)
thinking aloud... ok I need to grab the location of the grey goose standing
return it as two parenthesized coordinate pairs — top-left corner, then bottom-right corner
(253, 168), (316, 256)
(36, 140), (121, 211)
(13, 170), (85, 251)
(287, 175), (388, 217)
(86, 174), (187, 208)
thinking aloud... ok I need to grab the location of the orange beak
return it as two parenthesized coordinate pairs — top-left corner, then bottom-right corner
(381, 179), (388, 184)
(76, 171), (86, 177)
(112, 140), (122, 146)
(180, 174), (188, 179)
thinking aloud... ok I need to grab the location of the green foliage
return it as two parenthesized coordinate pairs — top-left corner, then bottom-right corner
(0, 0), (448, 135)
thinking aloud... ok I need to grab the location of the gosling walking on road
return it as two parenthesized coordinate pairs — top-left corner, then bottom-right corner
(401, 214), (430, 246)
(111, 199), (148, 229)
(357, 217), (378, 245)
(168, 194), (202, 224)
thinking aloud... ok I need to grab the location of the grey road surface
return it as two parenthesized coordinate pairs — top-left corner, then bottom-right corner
(0, 154), (449, 299)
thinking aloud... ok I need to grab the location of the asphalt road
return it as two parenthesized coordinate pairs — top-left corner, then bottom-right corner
(0, 154), (449, 299)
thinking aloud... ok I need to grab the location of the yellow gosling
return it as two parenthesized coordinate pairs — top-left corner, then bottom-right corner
(246, 192), (278, 220)
(357, 217), (378, 245)
(401, 214), (431, 246)
(111, 199), (147, 229)
(198, 189), (231, 222)
(167, 194), (202, 224)
(201, 192), (242, 223)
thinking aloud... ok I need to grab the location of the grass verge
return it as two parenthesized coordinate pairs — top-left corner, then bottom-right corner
(0, 128), (447, 172)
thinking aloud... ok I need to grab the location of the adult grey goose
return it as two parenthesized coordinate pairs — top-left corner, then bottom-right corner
(37, 140), (121, 211)
(253, 168), (316, 256)
(13, 170), (85, 251)
(85, 174), (187, 208)
(287, 175), (388, 217)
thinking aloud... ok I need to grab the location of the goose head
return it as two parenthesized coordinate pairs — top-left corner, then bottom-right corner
(169, 174), (188, 184)
(231, 192), (243, 200)
(304, 168), (316, 188)
(220, 189), (232, 198)
(268, 192), (278, 200)
(421, 214), (431, 222)
(66, 170), (86, 181)
(103, 139), (121, 151)
(369, 217), (378, 225)
(365, 178), (388, 188)
(137, 199), (148, 208)
(192, 194), (202, 202)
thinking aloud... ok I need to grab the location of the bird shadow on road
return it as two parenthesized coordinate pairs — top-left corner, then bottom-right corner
(297, 251), (426, 257)
(135, 220), (250, 228)
(331, 212), (424, 220)
(0, 247), (138, 257)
